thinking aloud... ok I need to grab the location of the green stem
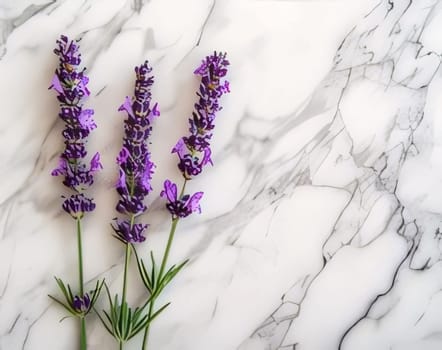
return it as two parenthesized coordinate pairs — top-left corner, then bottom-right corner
(179, 179), (188, 199)
(142, 179), (187, 350)
(122, 215), (134, 304)
(142, 220), (179, 350)
(121, 242), (131, 311)
(80, 317), (86, 350)
(142, 299), (155, 350)
(77, 218), (86, 350)
(119, 215), (134, 350)
(77, 218), (84, 295)
(158, 218), (180, 281)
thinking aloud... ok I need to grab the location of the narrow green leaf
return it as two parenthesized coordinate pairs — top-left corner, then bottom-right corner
(54, 277), (71, 302)
(48, 295), (76, 315)
(159, 259), (189, 290)
(90, 279), (105, 306)
(119, 301), (128, 339)
(95, 308), (114, 336)
(59, 315), (72, 323)
(112, 234), (128, 244)
(130, 315), (149, 339)
(140, 259), (153, 292)
(150, 251), (156, 290)
(66, 283), (75, 302)
(125, 307), (133, 340)
(149, 302), (171, 322)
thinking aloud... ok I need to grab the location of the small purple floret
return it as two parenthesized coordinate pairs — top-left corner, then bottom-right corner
(160, 180), (203, 218)
(72, 293), (91, 313)
(112, 219), (147, 243)
(90, 152), (103, 173)
(62, 194), (96, 219)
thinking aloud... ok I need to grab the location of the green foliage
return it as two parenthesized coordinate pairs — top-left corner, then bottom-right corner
(96, 283), (169, 343)
(135, 247), (188, 299)
(49, 277), (104, 318)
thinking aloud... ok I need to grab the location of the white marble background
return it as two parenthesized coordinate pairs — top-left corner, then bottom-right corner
(2, 0), (442, 349)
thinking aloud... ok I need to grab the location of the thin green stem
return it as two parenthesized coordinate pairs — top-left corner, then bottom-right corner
(77, 218), (84, 295)
(121, 242), (131, 311)
(119, 215), (134, 350)
(142, 219), (179, 350)
(142, 299), (155, 350)
(80, 317), (86, 350)
(142, 179), (188, 350)
(77, 218), (86, 350)
(121, 215), (135, 303)
(179, 179), (188, 199)
(158, 218), (180, 281)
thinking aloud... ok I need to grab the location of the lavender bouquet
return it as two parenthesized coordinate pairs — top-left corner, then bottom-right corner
(49, 35), (104, 350)
(49, 37), (230, 350)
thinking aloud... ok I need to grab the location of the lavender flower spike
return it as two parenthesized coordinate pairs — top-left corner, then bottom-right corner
(112, 61), (159, 244)
(49, 35), (104, 350)
(50, 35), (102, 219)
(172, 51), (230, 180)
(163, 52), (229, 218)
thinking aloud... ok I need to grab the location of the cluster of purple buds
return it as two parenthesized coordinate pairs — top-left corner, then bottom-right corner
(72, 293), (91, 314)
(172, 51), (230, 179)
(161, 180), (203, 219)
(162, 52), (229, 218)
(50, 35), (102, 219)
(112, 61), (160, 244)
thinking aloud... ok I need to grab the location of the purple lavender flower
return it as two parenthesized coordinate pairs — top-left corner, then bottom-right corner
(62, 194), (96, 220)
(162, 52), (229, 218)
(112, 61), (159, 244)
(112, 219), (147, 243)
(160, 180), (203, 219)
(73, 293), (91, 313)
(172, 51), (230, 179)
(50, 35), (102, 217)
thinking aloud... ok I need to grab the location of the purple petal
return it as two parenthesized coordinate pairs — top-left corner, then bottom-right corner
(187, 191), (204, 213)
(90, 152), (102, 172)
(222, 80), (230, 93)
(78, 109), (96, 131)
(118, 96), (134, 118)
(116, 147), (130, 165)
(194, 61), (207, 76)
(49, 74), (64, 94)
(161, 180), (177, 202)
(51, 157), (67, 176)
(116, 169), (126, 189)
(202, 147), (213, 166)
(78, 76), (90, 97)
(172, 138), (186, 157)
(152, 102), (160, 117)
(141, 158), (154, 192)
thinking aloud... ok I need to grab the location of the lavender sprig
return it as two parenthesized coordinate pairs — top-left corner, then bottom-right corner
(98, 61), (162, 349)
(50, 35), (102, 216)
(171, 51), (230, 180)
(49, 35), (103, 350)
(111, 61), (159, 244)
(140, 52), (230, 350)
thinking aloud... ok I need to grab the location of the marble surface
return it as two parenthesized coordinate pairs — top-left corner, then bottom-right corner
(2, 0), (442, 349)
